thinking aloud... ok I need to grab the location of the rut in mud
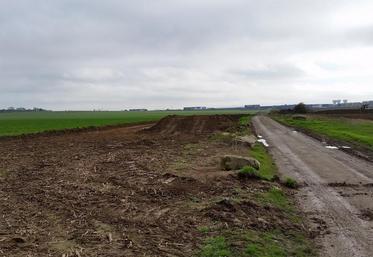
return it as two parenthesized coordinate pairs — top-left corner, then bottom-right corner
(0, 115), (312, 257)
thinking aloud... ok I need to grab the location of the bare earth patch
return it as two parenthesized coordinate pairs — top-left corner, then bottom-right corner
(0, 115), (313, 257)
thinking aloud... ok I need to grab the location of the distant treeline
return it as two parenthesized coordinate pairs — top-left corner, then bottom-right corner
(0, 107), (48, 113)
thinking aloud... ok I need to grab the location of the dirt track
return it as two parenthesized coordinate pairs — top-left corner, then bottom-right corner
(253, 116), (373, 257)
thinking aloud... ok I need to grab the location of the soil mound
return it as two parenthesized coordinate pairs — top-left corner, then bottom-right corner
(147, 114), (242, 135)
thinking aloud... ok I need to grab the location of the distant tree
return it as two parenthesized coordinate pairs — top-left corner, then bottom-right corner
(360, 103), (368, 112)
(293, 102), (308, 114)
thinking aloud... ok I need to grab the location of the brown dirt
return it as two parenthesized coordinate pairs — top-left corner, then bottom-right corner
(145, 114), (243, 135)
(0, 115), (307, 257)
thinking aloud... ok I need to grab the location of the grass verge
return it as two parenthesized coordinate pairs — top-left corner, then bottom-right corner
(249, 143), (277, 181)
(197, 122), (314, 256)
(256, 187), (293, 212)
(198, 229), (314, 257)
(274, 115), (373, 151)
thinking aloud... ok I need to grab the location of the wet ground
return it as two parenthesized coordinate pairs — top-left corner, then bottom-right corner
(253, 116), (373, 257)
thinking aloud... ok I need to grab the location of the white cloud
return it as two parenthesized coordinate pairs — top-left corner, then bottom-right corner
(331, 1), (373, 29)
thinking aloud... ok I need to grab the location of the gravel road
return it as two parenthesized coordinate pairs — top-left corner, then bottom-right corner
(253, 115), (373, 257)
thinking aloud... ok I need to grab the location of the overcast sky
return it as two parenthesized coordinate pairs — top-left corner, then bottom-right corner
(1, 0), (373, 110)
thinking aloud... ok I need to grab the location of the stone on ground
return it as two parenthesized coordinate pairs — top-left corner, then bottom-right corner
(234, 135), (257, 148)
(220, 155), (260, 170)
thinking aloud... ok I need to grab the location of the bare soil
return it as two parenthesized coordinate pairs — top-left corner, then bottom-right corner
(0, 115), (308, 257)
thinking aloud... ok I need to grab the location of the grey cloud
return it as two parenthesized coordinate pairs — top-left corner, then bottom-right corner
(233, 65), (305, 80)
(1, 0), (373, 110)
(346, 26), (373, 45)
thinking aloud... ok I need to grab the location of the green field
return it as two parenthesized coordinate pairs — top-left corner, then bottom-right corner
(275, 115), (373, 150)
(0, 110), (254, 137)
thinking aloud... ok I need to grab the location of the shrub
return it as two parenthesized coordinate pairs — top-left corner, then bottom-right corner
(293, 103), (308, 114)
(238, 166), (260, 179)
(284, 177), (298, 189)
(239, 116), (251, 126)
(271, 174), (280, 182)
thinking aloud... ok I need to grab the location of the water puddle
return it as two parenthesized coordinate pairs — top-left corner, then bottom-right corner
(326, 146), (339, 150)
(257, 139), (269, 147)
(325, 145), (351, 150)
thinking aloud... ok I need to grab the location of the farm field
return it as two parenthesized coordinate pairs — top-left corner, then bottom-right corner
(0, 110), (254, 137)
(274, 114), (373, 152)
(0, 114), (315, 256)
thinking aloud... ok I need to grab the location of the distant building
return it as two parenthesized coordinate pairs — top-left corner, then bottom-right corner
(183, 106), (207, 111)
(244, 105), (261, 110)
(0, 107), (47, 113)
(129, 109), (148, 112)
(341, 102), (362, 109)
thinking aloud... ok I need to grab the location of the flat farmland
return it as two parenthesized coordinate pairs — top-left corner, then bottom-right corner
(0, 115), (314, 257)
(0, 110), (254, 137)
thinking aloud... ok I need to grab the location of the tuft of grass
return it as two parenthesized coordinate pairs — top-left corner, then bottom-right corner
(199, 236), (232, 257)
(257, 187), (292, 211)
(238, 166), (260, 179)
(237, 115), (253, 135)
(239, 116), (251, 126)
(244, 230), (314, 257)
(198, 226), (211, 233)
(245, 232), (286, 257)
(249, 144), (277, 181)
(284, 177), (298, 189)
(197, 229), (315, 257)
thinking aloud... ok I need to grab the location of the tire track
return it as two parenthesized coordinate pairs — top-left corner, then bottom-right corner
(253, 116), (373, 257)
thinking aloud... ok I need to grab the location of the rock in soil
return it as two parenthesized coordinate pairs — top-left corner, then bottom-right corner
(220, 155), (260, 170)
(234, 135), (257, 148)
